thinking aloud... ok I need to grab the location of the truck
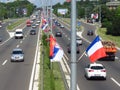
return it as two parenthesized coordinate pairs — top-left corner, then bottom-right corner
(99, 41), (117, 61)
(26, 20), (31, 27)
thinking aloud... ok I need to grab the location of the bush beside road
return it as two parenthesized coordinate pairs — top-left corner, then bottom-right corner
(39, 33), (65, 90)
(97, 27), (120, 48)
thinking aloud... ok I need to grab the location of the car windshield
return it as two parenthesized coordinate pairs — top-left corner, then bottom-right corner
(16, 32), (22, 34)
(31, 30), (35, 32)
(12, 51), (23, 54)
(77, 38), (81, 40)
(91, 66), (104, 70)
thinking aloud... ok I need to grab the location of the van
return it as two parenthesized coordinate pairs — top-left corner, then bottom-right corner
(15, 29), (23, 39)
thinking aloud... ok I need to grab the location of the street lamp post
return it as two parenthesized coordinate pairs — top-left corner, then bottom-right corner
(70, 0), (77, 90)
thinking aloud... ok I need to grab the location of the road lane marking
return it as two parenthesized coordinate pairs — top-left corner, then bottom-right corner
(16, 45), (20, 48)
(2, 60), (8, 65)
(20, 40), (23, 43)
(111, 77), (120, 87)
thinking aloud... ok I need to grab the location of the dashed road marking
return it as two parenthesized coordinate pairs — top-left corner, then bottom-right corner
(2, 60), (8, 65)
(16, 45), (20, 48)
(20, 41), (23, 44)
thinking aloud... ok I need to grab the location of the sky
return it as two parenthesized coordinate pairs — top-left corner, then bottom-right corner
(0, 0), (65, 7)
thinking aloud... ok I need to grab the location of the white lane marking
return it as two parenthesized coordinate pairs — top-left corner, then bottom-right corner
(2, 60), (8, 65)
(20, 41), (23, 44)
(0, 38), (11, 46)
(111, 77), (120, 87)
(16, 45), (20, 48)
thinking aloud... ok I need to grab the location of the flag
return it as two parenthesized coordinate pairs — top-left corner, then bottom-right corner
(86, 36), (106, 63)
(49, 35), (64, 62)
(41, 23), (48, 30)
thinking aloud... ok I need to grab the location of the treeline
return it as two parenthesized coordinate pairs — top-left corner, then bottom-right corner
(53, 1), (120, 36)
(0, 0), (36, 20)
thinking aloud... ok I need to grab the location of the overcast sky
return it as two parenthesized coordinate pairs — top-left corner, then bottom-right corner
(0, 0), (65, 7)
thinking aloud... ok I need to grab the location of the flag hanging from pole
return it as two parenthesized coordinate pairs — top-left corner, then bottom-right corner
(49, 35), (64, 62)
(86, 36), (106, 63)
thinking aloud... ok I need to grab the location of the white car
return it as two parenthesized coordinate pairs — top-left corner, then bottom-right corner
(84, 63), (106, 80)
(76, 37), (82, 45)
(15, 29), (23, 39)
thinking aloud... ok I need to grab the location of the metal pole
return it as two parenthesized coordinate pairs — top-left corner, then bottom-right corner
(50, 0), (52, 34)
(70, 0), (77, 90)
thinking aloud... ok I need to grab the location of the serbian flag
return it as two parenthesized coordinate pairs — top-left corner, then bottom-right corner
(49, 35), (64, 62)
(86, 36), (106, 63)
(41, 23), (48, 30)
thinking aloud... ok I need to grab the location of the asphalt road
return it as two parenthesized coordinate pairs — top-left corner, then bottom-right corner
(53, 20), (120, 90)
(0, 20), (39, 90)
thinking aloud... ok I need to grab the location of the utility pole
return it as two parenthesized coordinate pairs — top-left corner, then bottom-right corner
(70, 0), (77, 90)
(50, 0), (52, 34)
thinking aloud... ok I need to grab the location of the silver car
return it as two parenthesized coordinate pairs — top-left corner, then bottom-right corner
(11, 48), (24, 62)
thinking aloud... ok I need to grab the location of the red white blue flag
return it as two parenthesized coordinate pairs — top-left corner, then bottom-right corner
(49, 35), (64, 62)
(41, 17), (48, 30)
(86, 36), (106, 63)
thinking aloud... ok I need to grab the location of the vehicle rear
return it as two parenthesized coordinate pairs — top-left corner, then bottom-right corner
(99, 41), (117, 61)
(15, 29), (23, 39)
(85, 63), (106, 80)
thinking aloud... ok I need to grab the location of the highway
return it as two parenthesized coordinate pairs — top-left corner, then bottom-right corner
(53, 19), (120, 90)
(0, 20), (39, 90)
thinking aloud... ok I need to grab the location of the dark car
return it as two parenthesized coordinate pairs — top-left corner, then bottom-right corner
(67, 43), (80, 53)
(87, 30), (93, 36)
(60, 25), (64, 28)
(57, 23), (61, 26)
(30, 29), (36, 35)
(55, 31), (62, 37)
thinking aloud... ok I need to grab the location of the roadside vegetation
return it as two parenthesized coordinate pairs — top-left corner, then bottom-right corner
(53, 1), (120, 36)
(0, 0), (35, 20)
(97, 28), (120, 48)
(39, 33), (65, 90)
(7, 18), (28, 31)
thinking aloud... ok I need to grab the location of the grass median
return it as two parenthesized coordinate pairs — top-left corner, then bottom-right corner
(97, 27), (120, 48)
(39, 33), (65, 90)
(7, 18), (28, 31)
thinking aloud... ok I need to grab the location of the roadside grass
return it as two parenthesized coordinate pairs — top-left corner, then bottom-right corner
(39, 33), (65, 90)
(61, 18), (82, 32)
(7, 18), (27, 31)
(97, 28), (120, 47)
(61, 18), (120, 48)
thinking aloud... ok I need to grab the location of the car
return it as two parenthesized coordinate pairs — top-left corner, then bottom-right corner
(67, 43), (80, 53)
(35, 23), (39, 26)
(84, 63), (106, 80)
(14, 29), (23, 39)
(37, 20), (40, 23)
(0, 36), (2, 42)
(32, 24), (37, 28)
(57, 23), (61, 26)
(87, 30), (93, 36)
(76, 37), (82, 45)
(55, 31), (62, 37)
(11, 48), (24, 62)
(30, 29), (36, 35)
(60, 25), (64, 28)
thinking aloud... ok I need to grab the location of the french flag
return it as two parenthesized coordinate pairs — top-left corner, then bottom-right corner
(86, 36), (106, 63)
(49, 35), (64, 62)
